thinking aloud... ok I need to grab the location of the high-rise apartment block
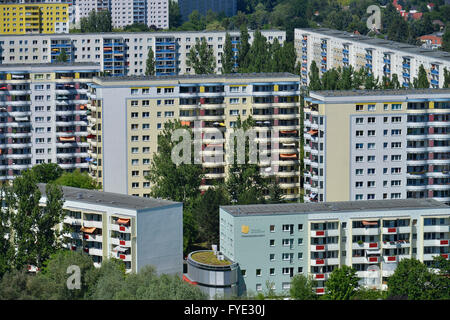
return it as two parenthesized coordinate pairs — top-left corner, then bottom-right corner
(219, 199), (449, 296)
(303, 89), (449, 205)
(38, 183), (183, 274)
(73, 0), (169, 29)
(0, 30), (286, 75)
(295, 28), (450, 88)
(0, 62), (99, 180)
(0, 2), (69, 34)
(86, 73), (300, 200)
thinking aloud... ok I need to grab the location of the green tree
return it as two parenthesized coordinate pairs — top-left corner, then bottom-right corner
(0, 184), (14, 279)
(55, 169), (99, 190)
(0, 269), (39, 300)
(30, 163), (63, 183)
(222, 32), (235, 74)
(413, 64), (430, 89)
(290, 274), (317, 300)
(269, 37), (283, 72)
(444, 67), (450, 88)
(308, 61), (321, 90)
(36, 250), (99, 300)
(56, 48), (69, 62)
(237, 25), (251, 72)
(90, 259), (127, 300)
(352, 287), (386, 300)
(323, 265), (359, 300)
(246, 30), (271, 73)
(80, 9), (112, 33)
(339, 66), (354, 90)
(441, 24), (450, 52)
(145, 47), (156, 76)
(186, 37), (217, 74)
(387, 258), (441, 300)
(267, 178), (284, 204)
(192, 186), (230, 245)
(169, 0), (182, 29)
(123, 22), (150, 32)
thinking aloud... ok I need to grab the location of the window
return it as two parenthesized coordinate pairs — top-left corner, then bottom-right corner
(269, 254), (275, 261)
(298, 224), (303, 231)
(391, 180), (401, 186)
(368, 155), (375, 162)
(392, 104), (402, 110)
(256, 269), (261, 277)
(270, 225), (275, 232)
(355, 117), (364, 124)
(356, 143), (364, 149)
(367, 194), (375, 200)
(368, 104), (375, 111)
(355, 156), (364, 162)
(391, 155), (401, 161)
(368, 181), (375, 188)
(391, 193), (401, 199)
(391, 142), (402, 149)
(230, 98), (239, 104)
(368, 117), (376, 123)
(391, 167), (401, 174)
(368, 168), (376, 175)
(391, 129), (402, 136)
(270, 239), (275, 246)
(356, 130), (364, 137)
(368, 143), (375, 149)
(368, 130), (376, 136)
(391, 116), (401, 123)
(356, 105), (363, 111)
(356, 181), (363, 188)
(356, 194), (363, 200)
(355, 169), (363, 175)
(270, 268), (275, 276)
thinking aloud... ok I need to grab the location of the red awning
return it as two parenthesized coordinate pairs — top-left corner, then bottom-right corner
(59, 136), (75, 142)
(362, 221), (378, 226)
(280, 130), (297, 134)
(280, 154), (297, 159)
(80, 227), (96, 234)
(307, 130), (318, 135)
(180, 121), (191, 126)
(117, 218), (130, 225)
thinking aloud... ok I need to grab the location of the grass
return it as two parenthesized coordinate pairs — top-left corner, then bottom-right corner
(191, 251), (232, 266)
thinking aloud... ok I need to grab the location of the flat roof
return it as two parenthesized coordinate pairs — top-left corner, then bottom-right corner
(221, 199), (449, 216)
(0, 62), (100, 70)
(38, 183), (180, 211)
(297, 27), (450, 62)
(0, 29), (284, 38)
(309, 88), (450, 98)
(94, 72), (299, 83)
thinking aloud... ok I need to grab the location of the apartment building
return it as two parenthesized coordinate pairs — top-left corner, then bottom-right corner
(0, 29), (286, 75)
(38, 183), (183, 274)
(295, 28), (450, 88)
(219, 199), (450, 296)
(0, 2), (69, 34)
(0, 0), (75, 27)
(0, 62), (99, 180)
(303, 89), (450, 205)
(86, 73), (300, 200)
(178, 0), (237, 22)
(73, 0), (168, 29)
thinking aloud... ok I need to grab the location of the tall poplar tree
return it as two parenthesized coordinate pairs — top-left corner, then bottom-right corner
(308, 61), (321, 90)
(186, 37), (216, 74)
(237, 25), (250, 72)
(413, 64), (430, 89)
(145, 47), (156, 76)
(222, 33), (235, 74)
(246, 30), (271, 73)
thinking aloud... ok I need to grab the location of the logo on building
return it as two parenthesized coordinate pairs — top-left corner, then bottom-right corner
(367, 5), (382, 31)
(241, 225), (249, 234)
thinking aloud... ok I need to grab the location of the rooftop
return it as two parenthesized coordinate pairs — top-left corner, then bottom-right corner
(297, 27), (450, 62)
(189, 251), (232, 266)
(221, 199), (449, 216)
(94, 72), (299, 83)
(309, 88), (450, 98)
(0, 62), (101, 71)
(38, 183), (180, 211)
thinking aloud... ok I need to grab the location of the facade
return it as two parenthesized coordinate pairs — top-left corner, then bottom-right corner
(219, 199), (450, 296)
(73, 0), (169, 30)
(0, 62), (99, 180)
(184, 250), (239, 299)
(38, 183), (183, 274)
(178, 0), (237, 22)
(302, 89), (450, 205)
(86, 73), (300, 200)
(0, 2), (69, 34)
(0, 30), (286, 75)
(294, 28), (450, 88)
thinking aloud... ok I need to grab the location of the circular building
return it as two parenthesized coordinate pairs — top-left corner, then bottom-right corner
(184, 250), (239, 299)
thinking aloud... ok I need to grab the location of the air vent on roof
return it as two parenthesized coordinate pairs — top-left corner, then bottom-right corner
(76, 193), (83, 199)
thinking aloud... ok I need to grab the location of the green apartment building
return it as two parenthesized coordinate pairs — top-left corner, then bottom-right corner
(219, 199), (449, 296)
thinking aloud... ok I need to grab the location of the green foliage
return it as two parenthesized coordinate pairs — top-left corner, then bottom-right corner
(145, 47), (156, 76)
(387, 258), (448, 300)
(443, 26), (450, 52)
(56, 48), (69, 63)
(444, 67), (450, 88)
(54, 169), (99, 190)
(308, 61), (322, 90)
(0, 184), (14, 279)
(30, 163), (63, 183)
(352, 287), (386, 300)
(237, 26), (251, 72)
(192, 186), (230, 245)
(186, 37), (217, 74)
(290, 274), (317, 300)
(222, 33), (235, 73)
(123, 23), (150, 32)
(169, 0), (182, 29)
(80, 10), (112, 33)
(0, 268), (41, 300)
(412, 64), (430, 88)
(323, 265), (359, 300)
(245, 30), (271, 72)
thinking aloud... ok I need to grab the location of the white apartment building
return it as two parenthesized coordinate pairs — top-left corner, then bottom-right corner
(38, 183), (183, 274)
(295, 28), (450, 88)
(0, 30), (286, 76)
(0, 62), (100, 179)
(73, 0), (168, 29)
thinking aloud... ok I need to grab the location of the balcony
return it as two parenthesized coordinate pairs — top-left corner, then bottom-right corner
(83, 220), (102, 229)
(83, 233), (102, 242)
(423, 225), (449, 233)
(423, 239), (449, 247)
(352, 227), (380, 236)
(311, 229), (339, 237)
(110, 223), (131, 233)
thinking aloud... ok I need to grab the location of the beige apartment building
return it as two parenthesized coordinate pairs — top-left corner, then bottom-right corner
(86, 73), (301, 200)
